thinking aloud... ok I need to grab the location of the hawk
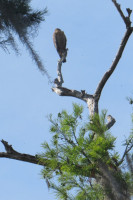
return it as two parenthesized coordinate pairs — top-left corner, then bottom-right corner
(53, 28), (67, 62)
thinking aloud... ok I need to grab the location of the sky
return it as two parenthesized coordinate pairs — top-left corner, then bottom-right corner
(0, 0), (133, 200)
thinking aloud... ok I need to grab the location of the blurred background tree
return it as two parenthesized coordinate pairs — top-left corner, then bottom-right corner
(0, 0), (50, 78)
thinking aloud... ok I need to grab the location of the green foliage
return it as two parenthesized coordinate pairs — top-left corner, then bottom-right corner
(121, 171), (133, 193)
(38, 104), (120, 199)
(85, 110), (108, 135)
(75, 184), (104, 200)
(38, 104), (133, 199)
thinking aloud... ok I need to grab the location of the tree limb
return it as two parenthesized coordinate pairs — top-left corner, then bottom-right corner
(52, 1), (132, 124)
(54, 51), (68, 87)
(95, 0), (133, 99)
(112, 0), (132, 27)
(118, 139), (133, 166)
(0, 139), (45, 166)
(52, 86), (92, 102)
(94, 28), (132, 100)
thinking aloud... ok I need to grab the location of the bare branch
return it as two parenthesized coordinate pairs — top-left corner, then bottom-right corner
(54, 60), (64, 87)
(52, 2), (132, 121)
(54, 49), (68, 87)
(118, 139), (133, 166)
(0, 140), (45, 166)
(52, 86), (98, 116)
(112, 0), (132, 27)
(52, 86), (92, 102)
(126, 8), (132, 18)
(94, 28), (132, 100)
(57, 59), (64, 86)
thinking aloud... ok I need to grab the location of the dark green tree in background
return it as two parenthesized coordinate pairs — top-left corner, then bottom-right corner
(0, 0), (50, 79)
(0, 0), (133, 200)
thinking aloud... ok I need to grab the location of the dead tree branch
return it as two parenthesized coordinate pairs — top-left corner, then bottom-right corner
(94, 28), (132, 100)
(112, 0), (132, 27)
(118, 138), (133, 166)
(52, 86), (92, 101)
(54, 50), (68, 87)
(0, 140), (45, 166)
(52, 1), (133, 123)
(54, 60), (64, 86)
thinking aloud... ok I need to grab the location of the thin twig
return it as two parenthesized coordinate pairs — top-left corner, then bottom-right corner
(118, 142), (133, 166)
(112, 0), (131, 27)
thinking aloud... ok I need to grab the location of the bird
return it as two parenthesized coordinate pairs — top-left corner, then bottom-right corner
(53, 28), (67, 62)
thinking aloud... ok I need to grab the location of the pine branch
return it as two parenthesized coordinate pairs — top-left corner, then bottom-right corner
(49, 118), (76, 147)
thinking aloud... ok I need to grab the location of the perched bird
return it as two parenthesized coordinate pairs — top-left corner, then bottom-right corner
(53, 28), (67, 62)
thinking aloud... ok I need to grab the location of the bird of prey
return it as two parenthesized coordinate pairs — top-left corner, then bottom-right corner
(53, 28), (67, 62)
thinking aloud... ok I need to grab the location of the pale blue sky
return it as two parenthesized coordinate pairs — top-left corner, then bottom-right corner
(0, 0), (133, 200)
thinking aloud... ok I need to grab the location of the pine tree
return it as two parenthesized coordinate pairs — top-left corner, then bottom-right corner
(38, 104), (133, 200)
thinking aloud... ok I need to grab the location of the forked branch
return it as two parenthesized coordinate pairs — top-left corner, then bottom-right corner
(53, 1), (133, 123)
(118, 137), (133, 166)
(0, 140), (45, 166)
(112, 0), (132, 27)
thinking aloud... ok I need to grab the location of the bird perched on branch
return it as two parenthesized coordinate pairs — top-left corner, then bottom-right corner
(53, 28), (67, 62)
